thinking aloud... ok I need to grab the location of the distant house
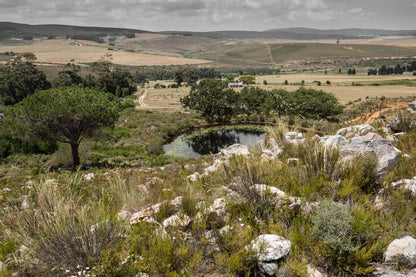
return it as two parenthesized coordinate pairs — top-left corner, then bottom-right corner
(228, 82), (244, 88)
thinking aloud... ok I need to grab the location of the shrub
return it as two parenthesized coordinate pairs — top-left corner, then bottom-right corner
(313, 200), (359, 269)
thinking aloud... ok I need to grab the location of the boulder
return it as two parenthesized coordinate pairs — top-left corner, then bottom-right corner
(209, 198), (227, 217)
(340, 132), (399, 180)
(391, 177), (416, 195)
(215, 144), (250, 159)
(84, 173), (95, 181)
(248, 234), (291, 262)
(320, 135), (348, 149)
(285, 132), (305, 145)
(336, 124), (374, 138)
(388, 117), (416, 132)
(385, 236), (416, 268)
(307, 265), (327, 277)
(162, 214), (191, 228)
(409, 101), (416, 111)
(251, 184), (286, 198)
(258, 262), (278, 276)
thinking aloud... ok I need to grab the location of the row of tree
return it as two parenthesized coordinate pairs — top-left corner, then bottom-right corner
(181, 79), (343, 123)
(0, 54), (137, 105)
(368, 63), (416, 75)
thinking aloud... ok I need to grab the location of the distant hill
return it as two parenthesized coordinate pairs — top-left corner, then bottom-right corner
(0, 22), (151, 43)
(163, 28), (416, 40)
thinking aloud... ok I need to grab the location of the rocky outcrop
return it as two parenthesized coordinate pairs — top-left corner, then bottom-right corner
(385, 236), (416, 268)
(340, 132), (400, 180)
(251, 184), (286, 198)
(162, 214), (192, 228)
(388, 117), (416, 132)
(391, 177), (416, 195)
(320, 135), (348, 149)
(248, 234), (291, 276)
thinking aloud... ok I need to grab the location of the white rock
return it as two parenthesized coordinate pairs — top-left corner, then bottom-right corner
(308, 265), (327, 277)
(258, 262), (278, 276)
(248, 234), (291, 262)
(320, 135), (348, 149)
(391, 177), (416, 195)
(215, 144), (250, 159)
(84, 173), (95, 181)
(336, 124), (375, 137)
(188, 172), (200, 182)
(45, 179), (58, 185)
(285, 132), (305, 145)
(209, 198), (227, 217)
(385, 236), (416, 268)
(251, 184), (286, 198)
(162, 214), (191, 228)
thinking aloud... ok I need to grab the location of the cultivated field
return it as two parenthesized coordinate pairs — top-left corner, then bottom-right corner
(138, 74), (416, 111)
(0, 39), (210, 66)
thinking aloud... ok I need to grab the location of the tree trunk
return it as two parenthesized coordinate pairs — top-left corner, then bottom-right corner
(70, 141), (80, 169)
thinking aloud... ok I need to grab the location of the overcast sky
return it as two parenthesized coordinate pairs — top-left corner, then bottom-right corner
(1, 0), (415, 31)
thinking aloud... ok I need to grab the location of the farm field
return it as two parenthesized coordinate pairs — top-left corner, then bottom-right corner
(0, 39), (211, 66)
(138, 74), (416, 111)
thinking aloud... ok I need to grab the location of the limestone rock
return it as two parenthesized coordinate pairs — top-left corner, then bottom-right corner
(209, 198), (227, 217)
(409, 101), (416, 111)
(248, 234), (291, 262)
(320, 135), (348, 149)
(84, 173), (95, 181)
(388, 117), (416, 132)
(385, 236), (416, 268)
(340, 132), (399, 180)
(391, 177), (416, 195)
(336, 124), (375, 138)
(162, 214), (191, 228)
(258, 262), (278, 276)
(285, 132), (305, 145)
(251, 184), (286, 198)
(215, 144), (250, 159)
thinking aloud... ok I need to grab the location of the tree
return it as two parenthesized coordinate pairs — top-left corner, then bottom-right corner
(181, 79), (238, 123)
(94, 54), (137, 97)
(12, 87), (120, 168)
(53, 61), (83, 88)
(238, 75), (256, 85)
(0, 57), (50, 105)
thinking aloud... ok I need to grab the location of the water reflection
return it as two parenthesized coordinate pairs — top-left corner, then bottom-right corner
(163, 128), (266, 158)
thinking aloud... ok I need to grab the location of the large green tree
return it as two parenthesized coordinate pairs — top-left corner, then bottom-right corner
(0, 57), (50, 105)
(181, 79), (238, 123)
(53, 61), (83, 88)
(13, 87), (120, 168)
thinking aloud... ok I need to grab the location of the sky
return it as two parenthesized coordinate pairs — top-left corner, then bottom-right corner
(0, 0), (415, 32)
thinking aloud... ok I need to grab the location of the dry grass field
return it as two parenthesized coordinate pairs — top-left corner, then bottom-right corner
(137, 74), (416, 111)
(0, 39), (210, 66)
(135, 86), (191, 111)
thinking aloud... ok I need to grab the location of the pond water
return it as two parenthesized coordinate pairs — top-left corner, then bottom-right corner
(163, 128), (267, 158)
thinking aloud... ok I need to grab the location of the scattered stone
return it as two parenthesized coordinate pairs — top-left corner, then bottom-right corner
(388, 117), (416, 132)
(21, 196), (29, 209)
(209, 198), (227, 217)
(84, 173), (95, 181)
(251, 184), (286, 198)
(162, 214), (192, 228)
(188, 172), (200, 182)
(336, 124), (375, 138)
(403, 153), (412, 159)
(372, 264), (416, 276)
(285, 132), (305, 145)
(307, 265), (327, 277)
(385, 236), (416, 268)
(2, 188), (11, 192)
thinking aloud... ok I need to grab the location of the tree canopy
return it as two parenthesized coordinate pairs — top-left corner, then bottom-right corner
(0, 57), (50, 105)
(12, 87), (120, 168)
(181, 80), (343, 122)
(238, 75), (256, 85)
(181, 79), (238, 123)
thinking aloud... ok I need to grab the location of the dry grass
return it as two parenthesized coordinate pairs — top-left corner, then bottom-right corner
(136, 86), (191, 111)
(0, 39), (210, 66)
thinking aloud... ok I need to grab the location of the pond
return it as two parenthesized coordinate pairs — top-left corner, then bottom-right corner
(163, 126), (267, 158)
